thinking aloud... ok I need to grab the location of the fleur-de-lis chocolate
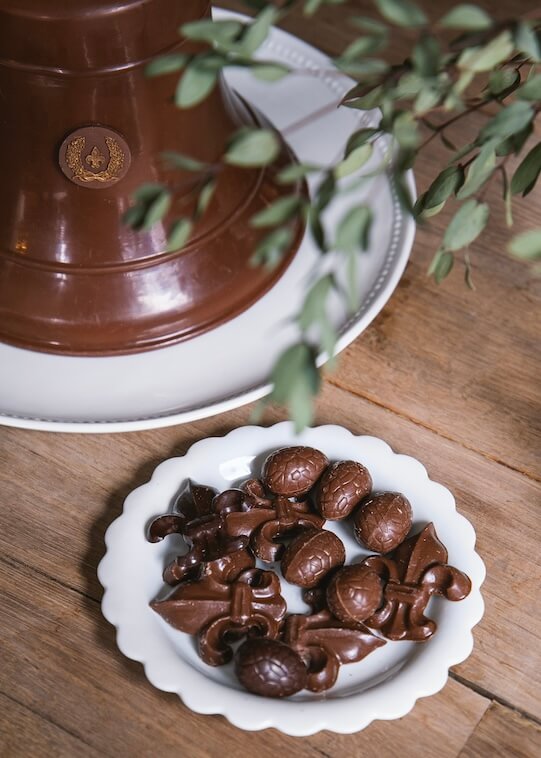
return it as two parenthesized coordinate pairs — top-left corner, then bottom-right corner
(362, 523), (472, 641)
(262, 446), (329, 496)
(282, 609), (386, 692)
(151, 566), (287, 666)
(316, 460), (372, 520)
(147, 479), (218, 542)
(353, 492), (413, 553)
(225, 494), (325, 562)
(281, 528), (346, 588)
(235, 638), (308, 698)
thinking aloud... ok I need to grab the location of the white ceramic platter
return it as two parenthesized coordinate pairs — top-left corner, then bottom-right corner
(98, 423), (485, 736)
(0, 10), (415, 433)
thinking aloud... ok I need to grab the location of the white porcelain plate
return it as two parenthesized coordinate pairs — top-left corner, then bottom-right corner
(98, 423), (485, 736)
(0, 10), (415, 433)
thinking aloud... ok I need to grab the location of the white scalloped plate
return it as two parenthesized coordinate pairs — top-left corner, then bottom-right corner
(98, 423), (485, 736)
(0, 8), (415, 433)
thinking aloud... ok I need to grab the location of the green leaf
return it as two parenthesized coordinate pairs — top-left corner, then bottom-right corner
(167, 218), (193, 252)
(334, 58), (389, 77)
(142, 190), (171, 231)
(146, 54), (188, 77)
(495, 124), (533, 157)
(479, 101), (534, 142)
(516, 73), (541, 101)
(240, 6), (279, 56)
(335, 205), (373, 253)
(511, 142), (541, 196)
(181, 19), (242, 45)
(514, 21), (541, 62)
(269, 342), (321, 431)
(457, 30), (514, 72)
(345, 128), (379, 155)
(334, 143), (373, 179)
(439, 5), (492, 31)
(196, 179), (216, 217)
(443, 199), (489, 251)
(350, 16), (387, 36)
(175, 61), (220, 108)
(456, 139), (498, 199)
(277, 163), (320, 184)
(299, 275), (334, 331)
(341, 35), (387, 60)
(508, 229), (541, 260)
(488, 68), (521, 97)
(160, 151), (208, 172)
(250, 195), (302, 228)
(251, 227), (294, 269)
(374, 0), (427, 28)
(225, 128), (280, 167)
(251, 62), (290, 81)
(132, 183), (165, 202)
(315, 173), (336, 212)
(423, 165), (465, 210)
(412, 35), (441, 77)
(392, 112), (420, 149)
(122, 204), (146, 229)
(428, 249), (455, 283)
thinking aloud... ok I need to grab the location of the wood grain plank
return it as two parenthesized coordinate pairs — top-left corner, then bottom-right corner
(0, 556), (488, 758)
(0, 692), (99, 758)
(1, 382), (540, 718)
(459, 703), (541, 758)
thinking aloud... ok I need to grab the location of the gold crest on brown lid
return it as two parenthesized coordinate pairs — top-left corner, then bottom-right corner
(59, 126), (131, 189)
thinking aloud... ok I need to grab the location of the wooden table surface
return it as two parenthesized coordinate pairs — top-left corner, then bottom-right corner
(1, 2), (540, 756)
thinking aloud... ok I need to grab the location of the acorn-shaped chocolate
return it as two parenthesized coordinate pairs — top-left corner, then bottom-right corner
(281, 528), (346, 588)
(235, 638), (308, 698)
(315, 460), (372, 520)
(263, 446), (329, 497)
(326, 564), (383, 625)
(353, 492), (413, 553)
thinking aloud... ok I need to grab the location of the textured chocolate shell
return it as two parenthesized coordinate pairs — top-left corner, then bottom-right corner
(326, 564), (384, 625)
(262, 446), (329, 496)
(316, 460), (373, 520)
(353, 492), (413, 553)
(281, 529), (346, 588)
(235, 638), (307, 698)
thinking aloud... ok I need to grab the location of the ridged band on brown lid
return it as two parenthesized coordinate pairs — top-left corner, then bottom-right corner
(0, 0), (210, 73)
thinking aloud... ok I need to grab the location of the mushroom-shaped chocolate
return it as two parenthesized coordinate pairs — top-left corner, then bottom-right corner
(281, 528), (345, 588)
(315, 460), (372, 520)
(353, 492), (413, 553)
(235, 638), (308, 698)
(263, 446), (329, 497)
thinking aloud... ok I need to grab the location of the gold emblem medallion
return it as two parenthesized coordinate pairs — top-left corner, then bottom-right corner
(59, 126), (131, 188)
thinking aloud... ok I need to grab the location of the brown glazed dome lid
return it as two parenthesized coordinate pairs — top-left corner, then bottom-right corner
(0, 0), (208, 72)
(0, 0), (305, 355)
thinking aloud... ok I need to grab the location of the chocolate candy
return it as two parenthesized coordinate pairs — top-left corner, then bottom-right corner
(281, 528), (345, 588)
(316, 460), (372, 520)
(326, 564), (384, 625)
(263, 446), (329, 496)
(235, 638), (308, 698)
(353, 492), (413, 553)
(362, 523), (472, 641)
(283, 609), (385, 692)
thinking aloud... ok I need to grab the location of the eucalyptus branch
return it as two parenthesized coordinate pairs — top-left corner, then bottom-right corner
(126, 0), (541, 430)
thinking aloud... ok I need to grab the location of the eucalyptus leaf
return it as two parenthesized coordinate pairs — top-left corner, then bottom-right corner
(335, 205), (372, 253)
(428, 249), (455, 283)
(250, 195), (302, 228)
(439, 5), (492, 31)
(443, 199), (489, 251)
(299, 275), (334, 331)
(167, 218), (193, 252)
(374, 0), (427, 28)
(516, 73), (541, 101)
(181, 19), (242, 45)
(508, 229), (541, 260)
(514, 21), (541, 62)
(251, 227), (294, 269)
(334, 143), (373, 179)
(412, 35), (441, 77)
(240, 6), (279, 55)
(511, 142), (541, 196)
(277, 163), (321, 184)
(225, 129), (280, 167)
(424, 165), (465, 210)
(479, 101), (534, 143)
(161, 152), (208, 172)
(458, 30), (514, 72)
(196, 180), (217, 217)
(251, 62), (290, 81)
(142, 190), (171, 231)
(146, 54), (188, 77)
(456, 139), (498, 199)
(488, 68), (521, 97)
(345, 128), (379, 155)
(176, 61), (220, 108)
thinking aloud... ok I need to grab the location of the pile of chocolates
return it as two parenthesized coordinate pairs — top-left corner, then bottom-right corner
(148, 446), (472, 698)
